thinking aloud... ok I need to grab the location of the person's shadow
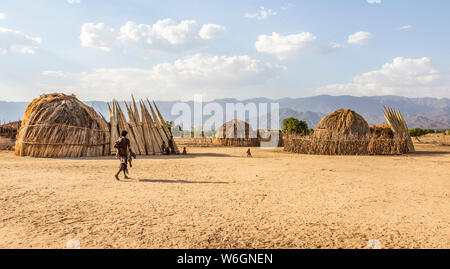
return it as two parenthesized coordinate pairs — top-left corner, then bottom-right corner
(138, 179), (229, 184)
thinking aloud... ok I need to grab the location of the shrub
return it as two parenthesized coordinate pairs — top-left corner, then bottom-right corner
(282, 117), (311, 135)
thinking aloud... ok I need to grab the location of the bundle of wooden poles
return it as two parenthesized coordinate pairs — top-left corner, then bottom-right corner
(383, 106), (415, 153)
(108, 96), (179, 155)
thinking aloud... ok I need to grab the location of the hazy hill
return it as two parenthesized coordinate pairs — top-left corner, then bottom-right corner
(1, 95), (449, 129)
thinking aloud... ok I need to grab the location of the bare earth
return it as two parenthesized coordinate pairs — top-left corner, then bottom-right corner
(1, 134), (449, 249)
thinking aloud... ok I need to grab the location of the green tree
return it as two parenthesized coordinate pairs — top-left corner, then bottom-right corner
(409, 128), (435, 142)
(282, 117), (310, 135)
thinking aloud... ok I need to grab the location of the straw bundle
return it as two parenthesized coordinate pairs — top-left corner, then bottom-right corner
(113, 100), (140, 155)
(370, 124), (394, 138)
(383, 106), (415, 153)
(153, 100), (180, 153)
(15, 93), (110, 157)
(147, 99), (170, 146)
(124, 99), (146, 155)
(108, 96), (179, 155)
(140, 100), (161, 154)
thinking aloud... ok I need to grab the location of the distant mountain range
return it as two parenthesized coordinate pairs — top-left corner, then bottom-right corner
(1, 95), (449, 129)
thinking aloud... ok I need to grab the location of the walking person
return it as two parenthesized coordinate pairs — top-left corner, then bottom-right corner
(114, 130), (134, 181)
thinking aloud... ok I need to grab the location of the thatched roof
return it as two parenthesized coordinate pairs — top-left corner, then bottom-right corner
(314, 109), (370, 138)
(15, 93), (110, 157)
(214, 119), (256, 139)
(370, 124), (394, 138)
(0, 121), (20, 139)
(212, 119), (259, 146)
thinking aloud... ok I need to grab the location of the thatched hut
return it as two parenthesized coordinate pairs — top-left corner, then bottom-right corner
(212, 119), (259, 146)
(314, 109), (370, 138)
(284, 108), (410, 155)
(15, 93), (110, 157)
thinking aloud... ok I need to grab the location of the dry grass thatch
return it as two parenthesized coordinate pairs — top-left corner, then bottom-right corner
(283, 133), (409, 155)
(314, 109), (370, 138)
(212, 119), (259, 147)
(370, 124), (394, 138)
(0, 121), (20, 139)
(0, 121), (21, 151)
(283, 108), (411, 155)
(15, 93), (110, 157)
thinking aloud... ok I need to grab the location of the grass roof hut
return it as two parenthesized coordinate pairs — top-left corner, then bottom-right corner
(212, 119), (259, 147)
(314, 109), (370, 138)
(15, 93), (110, 157)
(284, 108), (410, 155)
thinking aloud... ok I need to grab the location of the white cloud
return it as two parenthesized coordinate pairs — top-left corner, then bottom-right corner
(367, 0), (381, 3)
(348, 31), (373, 45)
(0, 12), (6, 20)
(245, 6), (277, 20)
(80, 23), (116, 51)
(82, 19), (225, 54)
(198, 24), (226, 40)
(399, 25), (412, 30)
(0, 27), (41, 55)
(42, 54), (286, 100)
(149, 19), (201, 45)
(255, 32), (317, 60)
(67, 0), (81, 4)
(315, 57), (449, 97)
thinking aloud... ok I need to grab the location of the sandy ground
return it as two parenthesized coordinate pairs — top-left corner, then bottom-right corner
(0, 134), (449, 249)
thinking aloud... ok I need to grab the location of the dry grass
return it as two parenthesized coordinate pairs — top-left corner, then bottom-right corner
(284, 133), (409, 155)
(315, 109), (370, 138)
(15, 93), (110, 158)
(370, 124), (394, 138)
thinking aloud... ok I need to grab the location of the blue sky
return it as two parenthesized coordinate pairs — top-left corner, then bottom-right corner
(0, 0), (449, 101)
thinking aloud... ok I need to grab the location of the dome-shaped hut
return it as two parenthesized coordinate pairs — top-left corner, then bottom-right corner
(314, 109), (370, 138)
(284, 108), (412, 155)
(212, 119), (259, 146)
(15, 93), (110, 157)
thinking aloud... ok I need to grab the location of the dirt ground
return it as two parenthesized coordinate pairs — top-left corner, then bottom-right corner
(0, 134), (449, 249)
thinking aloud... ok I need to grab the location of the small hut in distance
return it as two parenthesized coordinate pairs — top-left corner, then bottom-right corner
(212, 119), (259, 147)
